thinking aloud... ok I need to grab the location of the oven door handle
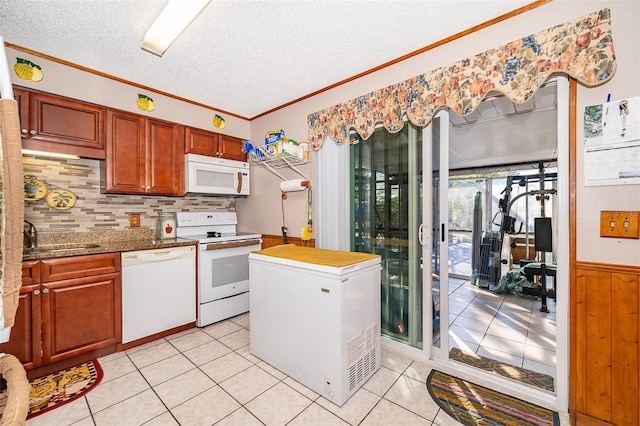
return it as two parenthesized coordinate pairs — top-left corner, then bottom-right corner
(204, 239), (262, 250)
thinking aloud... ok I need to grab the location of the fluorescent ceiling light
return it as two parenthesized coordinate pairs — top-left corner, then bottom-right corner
(142, 0), (211, 57)
(22, 149), (80, 159)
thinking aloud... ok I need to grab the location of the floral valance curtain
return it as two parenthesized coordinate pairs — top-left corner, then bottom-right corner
(308, 8), (616, 149)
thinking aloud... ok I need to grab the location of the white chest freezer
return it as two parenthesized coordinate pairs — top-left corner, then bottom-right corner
(249, 245), (381, 406)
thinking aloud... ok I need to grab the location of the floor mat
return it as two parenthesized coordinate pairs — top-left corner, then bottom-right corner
(427, 370), (559, 426)
(0, 359), (103, 420)
(449, 347), (554, 392)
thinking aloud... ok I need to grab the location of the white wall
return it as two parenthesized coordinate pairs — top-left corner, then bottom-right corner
(5, 46), (251, 139)
(241, 0), (640, 266)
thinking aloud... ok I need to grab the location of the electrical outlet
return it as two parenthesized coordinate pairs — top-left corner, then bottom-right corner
(129, 214), (141, 228)
(301, 226), (312, 241)
(600, 211), (639, 239)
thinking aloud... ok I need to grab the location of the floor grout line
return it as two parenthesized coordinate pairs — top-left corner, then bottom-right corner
(26, 292), (557, 425)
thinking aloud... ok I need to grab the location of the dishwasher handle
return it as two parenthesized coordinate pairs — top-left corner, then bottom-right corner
(122, 246), (195, 266)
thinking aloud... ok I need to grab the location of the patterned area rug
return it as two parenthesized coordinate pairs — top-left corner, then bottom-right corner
(449, 347), (554, 392)
(427, 370), (560, 426)
(0, 360), (103, 420)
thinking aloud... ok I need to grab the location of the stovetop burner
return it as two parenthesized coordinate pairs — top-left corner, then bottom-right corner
(207, 231), (222, 238)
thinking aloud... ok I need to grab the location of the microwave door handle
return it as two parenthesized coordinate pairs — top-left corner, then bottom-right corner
(237, 171), (242, 194)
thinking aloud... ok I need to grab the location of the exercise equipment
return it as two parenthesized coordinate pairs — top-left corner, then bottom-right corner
(473, 162), (558, 303)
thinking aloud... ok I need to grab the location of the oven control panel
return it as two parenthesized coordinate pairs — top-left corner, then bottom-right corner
(176, 211), (238, 227)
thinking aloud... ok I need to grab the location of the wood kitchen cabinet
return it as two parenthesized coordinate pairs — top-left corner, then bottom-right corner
(14, 87), (106, 159)
(0, 261), (42, 370)
(104, 109), (185, 196)
(0, 254), (121, 371)
(185, 127), (246, 161)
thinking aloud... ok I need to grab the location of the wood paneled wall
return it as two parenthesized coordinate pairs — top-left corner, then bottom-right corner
(573, 262), (640, 425)
(261, 234), (315, 250)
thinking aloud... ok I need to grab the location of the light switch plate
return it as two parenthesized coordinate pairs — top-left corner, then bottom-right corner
(600, 211), (639, 239)
(129, 214), (141, 228)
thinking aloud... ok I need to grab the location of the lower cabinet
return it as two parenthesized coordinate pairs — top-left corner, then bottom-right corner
(0, 261), (41, 370)
(1, 254), (121, 371)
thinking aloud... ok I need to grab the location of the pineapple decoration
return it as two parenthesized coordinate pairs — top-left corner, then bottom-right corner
(136, 94), (155, 112)
(14, 58), (44, 82)
(213, 114), (225, 129)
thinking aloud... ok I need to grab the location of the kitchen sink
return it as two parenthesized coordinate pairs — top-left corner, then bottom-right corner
(24, 243), (101, 254)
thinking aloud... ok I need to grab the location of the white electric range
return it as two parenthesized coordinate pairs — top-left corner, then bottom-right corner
(176, 211), (262, 327)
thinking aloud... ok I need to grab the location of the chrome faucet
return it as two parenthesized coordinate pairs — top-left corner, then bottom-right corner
(24, 220), (38, 249)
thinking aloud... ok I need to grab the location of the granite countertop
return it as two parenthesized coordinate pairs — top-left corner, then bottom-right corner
(22, 228), (197, 261)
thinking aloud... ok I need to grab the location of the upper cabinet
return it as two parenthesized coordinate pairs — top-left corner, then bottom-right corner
(103, 109), (185, 196)
(15, 87), (106, 159)
(185, 127), (246, 161)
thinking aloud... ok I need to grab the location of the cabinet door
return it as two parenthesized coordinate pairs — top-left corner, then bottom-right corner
(104, 109), (145, 194)
(41, 273), (121, 365)
(0, 261), (42, 370)
(146, 118), (185, 196)
(40, 252), (120, 282)
(185, 127), (218, 156)
(23, 90), (106, 159)
(0, 284), (41, 371)
(219, 134), (247, 161)
(13, 87), (30, 136)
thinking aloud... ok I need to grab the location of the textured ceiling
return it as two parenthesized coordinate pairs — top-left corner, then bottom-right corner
(1, 0), (534, 119)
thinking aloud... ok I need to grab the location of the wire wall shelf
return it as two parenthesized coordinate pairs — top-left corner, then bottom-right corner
(248, 146), (310, 180)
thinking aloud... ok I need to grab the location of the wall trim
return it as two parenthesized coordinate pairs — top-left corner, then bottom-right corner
(575, 261), (640, 275)
(261, 233), (315, 249)
(4, 0), (551, 122)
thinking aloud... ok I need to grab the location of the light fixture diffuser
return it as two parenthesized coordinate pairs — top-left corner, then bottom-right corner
(142, 0), (211, 57)
(22, 149), (80, 159)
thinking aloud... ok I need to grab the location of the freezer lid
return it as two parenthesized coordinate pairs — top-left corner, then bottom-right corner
(249, 245), (380, 268)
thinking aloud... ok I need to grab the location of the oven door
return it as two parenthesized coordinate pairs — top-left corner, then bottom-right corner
(198, 240), (261, 303)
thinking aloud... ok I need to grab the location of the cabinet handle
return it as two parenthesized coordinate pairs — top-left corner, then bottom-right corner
(33, 289), (40, 295)
(21, 128), (28, 134)
(42, 288), (49, 294)
(30, 129), (36, 135)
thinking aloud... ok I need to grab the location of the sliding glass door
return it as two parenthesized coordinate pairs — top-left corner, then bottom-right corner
(351, 124), (424, 348)
(335, 78), (569, 411)
(427, 111), (450, 355)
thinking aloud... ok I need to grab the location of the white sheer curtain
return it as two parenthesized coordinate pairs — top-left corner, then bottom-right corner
(314, 136), (350, 251)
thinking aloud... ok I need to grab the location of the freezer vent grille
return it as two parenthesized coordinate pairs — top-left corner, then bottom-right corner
(356, 358), (363, 384)
(349, 364), (357, 390)
(369, 348), (377, 372)
(363, 352), (371, 377)
(348, 347), (378, 392)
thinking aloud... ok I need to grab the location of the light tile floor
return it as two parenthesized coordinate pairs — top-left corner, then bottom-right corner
(444, 277), (557, 385)
(26, 313), (463, 426)
(26, 280), (560, 426)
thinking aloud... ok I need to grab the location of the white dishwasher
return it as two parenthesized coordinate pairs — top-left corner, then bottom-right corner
(121, 245), (196, 344)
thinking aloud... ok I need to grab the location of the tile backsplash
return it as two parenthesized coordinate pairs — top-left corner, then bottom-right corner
(22, 154), (235, 233)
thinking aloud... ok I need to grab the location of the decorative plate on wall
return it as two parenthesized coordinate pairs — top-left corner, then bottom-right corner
(24, 177), (47, 201)
(45, 189), (77, 210)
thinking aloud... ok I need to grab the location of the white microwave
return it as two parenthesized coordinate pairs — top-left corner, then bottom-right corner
(185, 154), (250, 196)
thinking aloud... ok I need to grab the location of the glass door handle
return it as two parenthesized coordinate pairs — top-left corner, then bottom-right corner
(441, 224), (445, 242)
(418, 223), (424, 246)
